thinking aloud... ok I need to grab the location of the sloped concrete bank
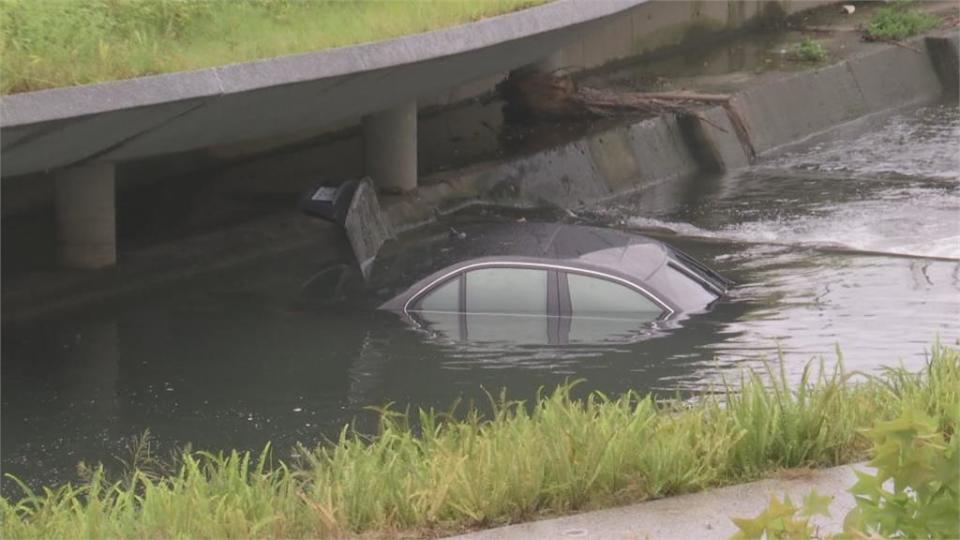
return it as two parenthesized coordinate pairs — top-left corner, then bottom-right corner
(386, 30), (959, 228)
(3, 31), (958, 323)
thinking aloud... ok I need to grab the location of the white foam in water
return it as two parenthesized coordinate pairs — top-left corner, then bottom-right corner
(771, 103), (960, 181)
(625, 103), (960, 261)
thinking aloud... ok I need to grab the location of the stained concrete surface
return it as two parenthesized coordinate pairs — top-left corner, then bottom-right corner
(448, 463), (872, 540)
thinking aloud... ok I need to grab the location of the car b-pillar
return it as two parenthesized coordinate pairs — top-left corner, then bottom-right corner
(54, 162), (116, 269)
(362, 101), (417, 193)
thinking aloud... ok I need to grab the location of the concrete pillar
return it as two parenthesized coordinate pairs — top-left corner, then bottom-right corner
(54, 162), (116, 269)
(362, 101), (417, 193)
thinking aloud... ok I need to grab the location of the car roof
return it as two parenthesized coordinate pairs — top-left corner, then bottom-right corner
(371, 221), (669, 296)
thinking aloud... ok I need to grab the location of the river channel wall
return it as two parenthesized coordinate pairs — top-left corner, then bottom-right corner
(0, 0), (830, 220)
(383, 31), (960, 230)
(3, 26), (958, 322)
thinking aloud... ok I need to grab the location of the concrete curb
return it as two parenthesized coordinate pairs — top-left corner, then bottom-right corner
(447, 462), (873, 540)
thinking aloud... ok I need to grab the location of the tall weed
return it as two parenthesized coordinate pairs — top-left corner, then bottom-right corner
(3, 345), (958, 538)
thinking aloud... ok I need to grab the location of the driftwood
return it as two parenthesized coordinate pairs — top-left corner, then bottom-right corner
(498, 72), (757, 160)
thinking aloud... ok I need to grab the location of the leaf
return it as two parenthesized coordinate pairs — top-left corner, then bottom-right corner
(800, 490), (832, 518)
(730, 516), (768, 539)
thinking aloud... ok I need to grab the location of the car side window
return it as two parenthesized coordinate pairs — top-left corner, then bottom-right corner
(566, 272), (662, 317)
(417, 276), (461, 312)
(465, 267), (547, 314)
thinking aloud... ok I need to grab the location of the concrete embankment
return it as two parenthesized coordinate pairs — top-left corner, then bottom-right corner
(385, 30), (959, 226)
(2, 25), (958, 322)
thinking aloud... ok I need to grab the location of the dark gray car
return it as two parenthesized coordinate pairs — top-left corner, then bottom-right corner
(370, 222), (731, 345)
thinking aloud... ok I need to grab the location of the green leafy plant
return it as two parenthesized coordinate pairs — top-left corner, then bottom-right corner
(789, 38), (828, 63)
(730, 405), (960, 539)
(731, 491), (832, 539)
(844, 408), (959, 538)
(865, 0), (940, 41)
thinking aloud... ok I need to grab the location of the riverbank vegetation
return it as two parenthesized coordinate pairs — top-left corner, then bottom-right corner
(733, 406), (959, 538)
(0, 0), (547, 95)
(788, 37), (828, 63)
(864, 0), (941, 41)
(3, 344), (958, 539)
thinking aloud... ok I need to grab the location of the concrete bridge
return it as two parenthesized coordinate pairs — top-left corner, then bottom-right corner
(2, 0), (835, 271)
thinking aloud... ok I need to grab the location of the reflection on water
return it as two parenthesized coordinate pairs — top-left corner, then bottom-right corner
(3, 101), (959, 494)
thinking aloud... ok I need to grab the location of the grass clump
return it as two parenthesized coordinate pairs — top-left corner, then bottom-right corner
(788, 38), (828, 63)
(0, 0), (547, 95)
(2, 344), (958, 539)
(864, 0), (941, 41)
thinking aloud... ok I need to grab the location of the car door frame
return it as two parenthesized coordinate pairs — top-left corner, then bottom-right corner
(403, 262), (560, 343)
(401, 260), (676, 344)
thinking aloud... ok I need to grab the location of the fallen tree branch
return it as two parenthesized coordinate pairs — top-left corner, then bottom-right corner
(498, 71), (757, 161)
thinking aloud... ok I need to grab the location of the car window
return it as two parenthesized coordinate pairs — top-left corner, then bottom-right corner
(465, 267), (547, 314)
(418, 277), (460, 312)
(646, 263), (718, 310)
(567, 315), (658, 343)
(466, 313), (549, 344)
(566, 272), (662, 317)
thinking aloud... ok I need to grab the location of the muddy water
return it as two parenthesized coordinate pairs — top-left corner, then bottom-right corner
(2, 101), (958, 494)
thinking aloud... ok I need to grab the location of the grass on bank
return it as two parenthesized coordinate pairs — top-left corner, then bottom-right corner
(788, 37), (828, 63)
(2, 344), (958, 539)
(0, 0), (548, 95)
(864, 0), (941, 41)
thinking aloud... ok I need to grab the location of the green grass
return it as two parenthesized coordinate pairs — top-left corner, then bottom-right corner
(2, 344), (958, 539)
(864, 0), (941, 41)
(0, 0), (548, 95)
(788, 37), (828, 63)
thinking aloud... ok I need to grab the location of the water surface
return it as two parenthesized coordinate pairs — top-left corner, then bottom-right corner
(3, 101), (957, 494)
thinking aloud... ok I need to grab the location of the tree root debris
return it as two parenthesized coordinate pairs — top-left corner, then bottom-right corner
(498, 72), (757, 161)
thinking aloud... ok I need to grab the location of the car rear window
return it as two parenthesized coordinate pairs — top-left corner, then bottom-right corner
(417, 277), (460, 312)
(647, 262), (719, 310)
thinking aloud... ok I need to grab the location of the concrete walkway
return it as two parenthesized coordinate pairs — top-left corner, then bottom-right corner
(449, 463), (872, 540)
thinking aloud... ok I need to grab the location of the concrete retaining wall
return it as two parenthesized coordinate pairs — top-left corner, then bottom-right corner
(3, 27), (958, 321)
(384, 30), (959, 228)
(0, 1), (834, 219)
(206, 0), (835, 168)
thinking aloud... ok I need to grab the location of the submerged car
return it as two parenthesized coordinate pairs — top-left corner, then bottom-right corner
(302, 182), (731, 345)
(367, 221), (731, 344)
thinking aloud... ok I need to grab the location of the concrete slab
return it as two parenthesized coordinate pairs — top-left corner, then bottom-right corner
(448, 462), (872, 540)
(846, 36), (943, 112)
(1, 99), (207, 177)
(926, 32), (960, 96)
(734, 62), (867, 156)
(626, 116), (700, 184)
(678, 106), (751, 173)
